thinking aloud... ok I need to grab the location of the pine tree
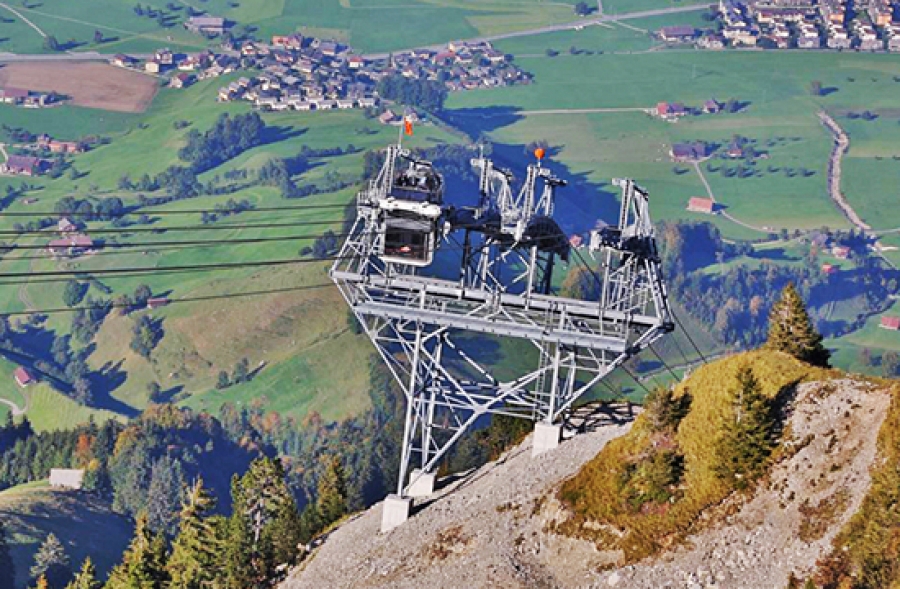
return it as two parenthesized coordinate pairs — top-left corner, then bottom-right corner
(0, 519), (15, 589)
(30, 533), (71, 588)
(146, 456), (184, 537)
(765, 283), (830, 367)
(316, 456), (347, 526)
(64, 558), (99, 589)
(105, 514), (168, 589)
(221, 496), (256, 589)
(715, 366), (777, 489)
(166, 478), (222, 589)
(226, 458), (300, 587)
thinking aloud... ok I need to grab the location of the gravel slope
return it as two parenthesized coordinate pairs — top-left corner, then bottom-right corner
(284, 380), (890, 589)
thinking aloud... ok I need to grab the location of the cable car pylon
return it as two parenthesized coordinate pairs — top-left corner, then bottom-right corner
(329, 144), (673, 532)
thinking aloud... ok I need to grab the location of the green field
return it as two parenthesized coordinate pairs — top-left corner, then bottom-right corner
(0, 75), (460, 428)
(445, 28), (900, 240)
(0, 0), (597, 56)
(0, 481), (132, 587)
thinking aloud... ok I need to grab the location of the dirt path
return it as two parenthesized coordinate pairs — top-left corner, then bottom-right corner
(519, 107), (652, 115)
(0, 397), (25, 416)
(0, 2), (47, 38)
(691, 161), (772, 234)
(818, 111), (870, 232)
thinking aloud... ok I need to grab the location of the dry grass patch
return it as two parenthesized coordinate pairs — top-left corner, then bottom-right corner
(0, 62), (158, 112)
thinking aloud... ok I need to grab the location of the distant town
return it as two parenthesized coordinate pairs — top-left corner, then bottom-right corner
(659, 0), (900, 50)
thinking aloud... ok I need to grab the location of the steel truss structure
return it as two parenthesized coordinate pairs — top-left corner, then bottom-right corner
(330, 145), (672, 499)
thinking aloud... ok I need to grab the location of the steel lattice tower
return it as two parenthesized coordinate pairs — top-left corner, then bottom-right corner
(330, 145), (672, 531)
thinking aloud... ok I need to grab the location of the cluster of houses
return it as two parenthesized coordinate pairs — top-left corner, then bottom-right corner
(216, 34), (529, 113)
(710, 0), (900, 50)
(655, 99), (728, 121)
(48, 217), (95, 258)
(0, 86), (58, 108)
(110, 49), (241, 88)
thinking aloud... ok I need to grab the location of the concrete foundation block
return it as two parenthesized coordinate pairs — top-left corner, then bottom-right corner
(532, 421), (562, 457)
(380, 494), (412, 533)
(407, 469), (436, 497)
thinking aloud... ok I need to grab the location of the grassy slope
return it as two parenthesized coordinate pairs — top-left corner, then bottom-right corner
(1, 76), (460, 427)
(559, 350), (825, 561)
(0, 481), (132, 588)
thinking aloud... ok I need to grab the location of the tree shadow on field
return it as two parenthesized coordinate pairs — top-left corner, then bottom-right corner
(88, 359), (139, 417)
(261, 125), (307, 146)
(442, 106), (525, 139)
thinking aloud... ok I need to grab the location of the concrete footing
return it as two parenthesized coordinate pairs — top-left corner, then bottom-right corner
(380, 494), (412, 533)
(531, 421), (562, 456)
(407, 469), (436, 497)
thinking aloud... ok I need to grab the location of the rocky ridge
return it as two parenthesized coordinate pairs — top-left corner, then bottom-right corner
(283, 379), (890, 589)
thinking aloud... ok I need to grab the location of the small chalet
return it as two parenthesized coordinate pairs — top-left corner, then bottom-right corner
(657, 102), (686, 119)
(880, 316), (900, 331)
(14, 366), (35, 388)
(569, 234), (584, 248)
(169, 73), (194, 89)
(726, 141), (745, 158)
(379, 109), (399, 125)
(659, 25), (697, 42)
(147, 297), (170, 310)
(821, 263), (838, 275)
(111, 54), (137, 68)
(58, 217), (78, 234)
(687, 197), (716, 214)
(1, 155), (43, 176)
(703, 99), (722, 114)
(49, 469), (85, 490)
(48, 234), (94, 258)
(670, 142), (707, 162)
(832, 245), (851, 259)
(145, 59), (161, 74)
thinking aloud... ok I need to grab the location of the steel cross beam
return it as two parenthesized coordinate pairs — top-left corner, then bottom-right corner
(330, 162), (671, 498)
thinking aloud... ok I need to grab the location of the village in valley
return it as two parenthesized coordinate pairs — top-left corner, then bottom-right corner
(660, 0), (900, 49)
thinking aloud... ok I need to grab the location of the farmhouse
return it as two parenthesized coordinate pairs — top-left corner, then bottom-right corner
(703, 98), (722, 113)
(670, 142), (708, 162)
(48, 234), (94, 258)
(880, 316), (900, 330)
(49, 469), (85, 490)
(832, 245), (851, 259)
(379, 109), (399, 125)
(656, 102), (686, 120)
(1, 155), (43, 176)
(185, 16), (226, 36)
(14, 366), (35, 387)
(169, 73), (194, 89)
(821, 263), (838, 275)
(0, 87), (30, 105)
(659, 25), (697, 42)
(147, 297), (170, 310)
(687, 197), (716, 214)
(58, 217), (79, 234)
(110, 54), (137, 68)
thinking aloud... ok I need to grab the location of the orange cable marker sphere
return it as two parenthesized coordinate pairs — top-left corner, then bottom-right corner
(534, 147), (545, 160)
